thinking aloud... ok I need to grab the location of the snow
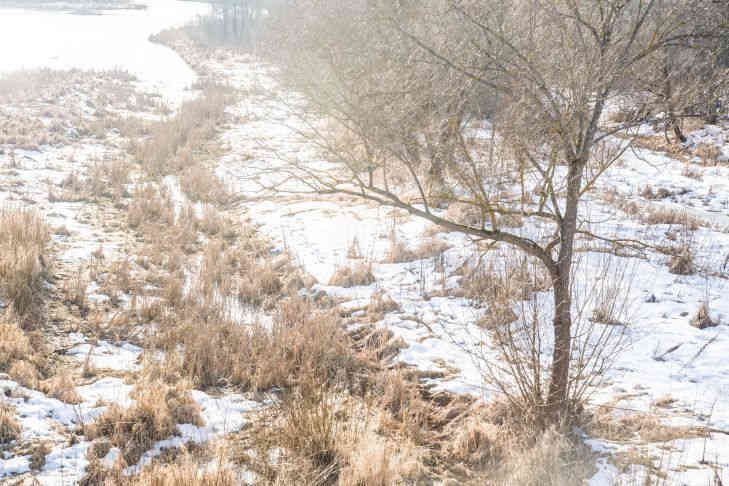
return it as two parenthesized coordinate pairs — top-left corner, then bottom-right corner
(2, 6), (729, 483)
(68, 341), (142, 372)
(206, 56), (729, 484)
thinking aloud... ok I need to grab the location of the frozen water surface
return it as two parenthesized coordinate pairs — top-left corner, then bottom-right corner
(0, 0), (210, 103)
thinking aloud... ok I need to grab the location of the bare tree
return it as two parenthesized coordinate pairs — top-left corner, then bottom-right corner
(256, 0), (728, 421)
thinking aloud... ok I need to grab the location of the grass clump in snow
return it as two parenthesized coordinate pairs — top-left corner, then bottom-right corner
(0, 318), (50, 389)
(328, 262), (375, 287)
(0, 401), (21, 444)
(690, 302), (718, 329)
(85, 379), (203, 466)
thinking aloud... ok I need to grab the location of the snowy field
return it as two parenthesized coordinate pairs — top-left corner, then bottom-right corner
(1, 4), (728, 485)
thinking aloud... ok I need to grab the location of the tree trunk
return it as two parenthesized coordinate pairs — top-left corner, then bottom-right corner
(547, 271), (572, 419)
(545, 160), (583, 420)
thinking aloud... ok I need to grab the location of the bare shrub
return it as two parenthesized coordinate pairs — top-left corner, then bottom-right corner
(466, 253), (630, 422)
(0, 401), (21, 444)
(0, 207), (50, 321)
(328, 262), (375, 287)
(86, 380), (202, 465)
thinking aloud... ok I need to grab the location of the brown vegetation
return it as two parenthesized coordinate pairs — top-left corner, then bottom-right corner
(0, 207), (50, 324)
(86, 380), (203, 465)
(130, 85), (233, 177)
(0, 401), (21, 444)
(328, 263), (376, 287)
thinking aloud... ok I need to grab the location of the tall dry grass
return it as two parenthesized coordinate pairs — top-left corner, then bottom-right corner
(0, 207), (50, 322)
(131, 85), (232, 177)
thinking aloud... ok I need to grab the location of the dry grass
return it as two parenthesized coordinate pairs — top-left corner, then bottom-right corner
(641, 207), (701, 229)
(478, 302), (519, 330)
(131, 85), (232, 176)
(590, 408), (707, 443)
(246, 380), (427, 486)
(385, 238), (417, 263)
(690, 302), (717, 329)
(695, 143), (722, 165)
(81, 454), (236, 486)
(367, 291), (400, 322)
(459, 257), (551, 306)
(152, 299), (363, 392)
(85, 380), (203, 465)
(62, 269), (89, 311)
(179, 165), (231, 205)
(30, 442), (51, 471)
(41, 370), (82, 404)
(0, 401), (21, 444)
(127, 184), (175, 230)
(445, 201), (482, 227)
(667, 228), (697, 276)
(0, 207), (50, 322)
(0, 318), (49, 389)
(491, 427), (595, 486)
(0, 319), (33, 372)
(328, 262), (376, 287)
(413, 237), (450, 260)
(127, 458), (236, 486)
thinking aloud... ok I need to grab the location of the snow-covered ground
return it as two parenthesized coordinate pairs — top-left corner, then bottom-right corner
(2, 7), (729, 483)
(201, 52), (729, 485)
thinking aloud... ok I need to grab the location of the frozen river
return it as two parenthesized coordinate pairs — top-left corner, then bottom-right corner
(0, 0), (211, 102)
